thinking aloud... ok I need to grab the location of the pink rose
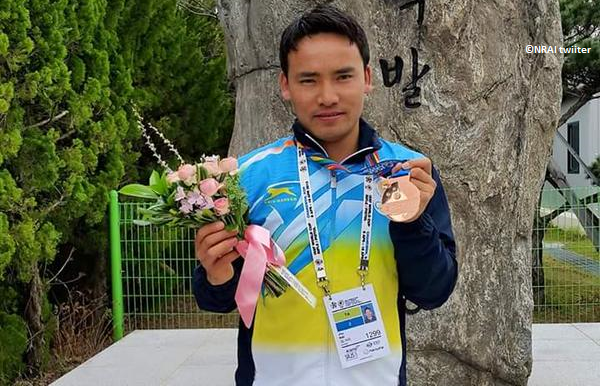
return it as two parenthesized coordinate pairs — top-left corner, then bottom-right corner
(177, 164), (196, 185)
(219, 157), (238, 173)
(214, 198), (230, 215)
(202, 161), (221, 176)
(167, 171), (180, 184)
(199, 178), (221, 197)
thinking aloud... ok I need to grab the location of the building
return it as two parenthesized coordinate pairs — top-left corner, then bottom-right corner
(552, 93), (600, 187)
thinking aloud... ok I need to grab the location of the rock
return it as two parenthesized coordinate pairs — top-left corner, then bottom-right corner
(217, 0), (563, 384)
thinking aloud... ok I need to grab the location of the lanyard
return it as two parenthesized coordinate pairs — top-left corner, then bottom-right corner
(298, 142), (410, 178)
(297, 145), (375, 297)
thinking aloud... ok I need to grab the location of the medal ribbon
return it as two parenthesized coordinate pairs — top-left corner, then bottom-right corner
(296, 142), (410, 178)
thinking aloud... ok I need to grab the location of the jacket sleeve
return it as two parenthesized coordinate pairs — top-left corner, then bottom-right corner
(192, 257), (243, 313)
(389, 166), (458, 310)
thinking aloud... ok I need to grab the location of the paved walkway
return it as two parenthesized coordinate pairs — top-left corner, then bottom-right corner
(52, 324), (600, 385)
(544, 242), (600, 276)
(529, 323), (600, 385)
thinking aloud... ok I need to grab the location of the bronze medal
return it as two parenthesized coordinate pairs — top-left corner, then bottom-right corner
(378, 175), (420, 222)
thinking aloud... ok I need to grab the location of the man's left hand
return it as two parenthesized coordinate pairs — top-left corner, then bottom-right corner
(391, 157), (437, 223)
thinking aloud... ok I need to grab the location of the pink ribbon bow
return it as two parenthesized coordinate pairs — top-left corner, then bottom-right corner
(234, 225), (286, 328)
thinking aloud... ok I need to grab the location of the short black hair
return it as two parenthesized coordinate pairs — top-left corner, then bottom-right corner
(279, 4), (370, 76)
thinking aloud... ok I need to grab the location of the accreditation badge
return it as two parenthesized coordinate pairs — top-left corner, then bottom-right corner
(324, 284), (390, 368)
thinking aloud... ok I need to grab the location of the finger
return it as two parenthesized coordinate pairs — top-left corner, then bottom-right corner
(409, 167), (435, 185)
(411, 178), (436, 194)
(206, 237), (238, 261)
(196, 222), (225, 261)
(216, 250), (240, 266)
(202, 229), (239, 251)
(403, 158), (432, 176)
(196, 221), (225, 243)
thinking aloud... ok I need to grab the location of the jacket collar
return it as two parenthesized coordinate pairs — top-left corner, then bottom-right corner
(292, 117), (382, 164)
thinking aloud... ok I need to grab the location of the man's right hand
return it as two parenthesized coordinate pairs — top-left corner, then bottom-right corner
(195, 221), (240, 285)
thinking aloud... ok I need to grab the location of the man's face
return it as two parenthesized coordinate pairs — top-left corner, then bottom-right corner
(279, 33), (372, 145)
(365, 308), (373, 320)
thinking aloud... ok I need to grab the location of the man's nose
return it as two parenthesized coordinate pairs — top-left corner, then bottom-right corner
(317, 82), (339, 106)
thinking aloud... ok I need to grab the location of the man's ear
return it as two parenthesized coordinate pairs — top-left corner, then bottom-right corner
(279, 71), (291, 101)
(364, 65), (373, 94)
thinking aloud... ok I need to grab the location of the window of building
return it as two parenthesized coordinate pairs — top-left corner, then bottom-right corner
(567, 121), (580, 174)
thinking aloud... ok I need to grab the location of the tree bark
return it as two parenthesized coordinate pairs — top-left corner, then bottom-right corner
(532, 187), (547, 306)
(218, 1), (563, 384)
(24, 269), (46, 375)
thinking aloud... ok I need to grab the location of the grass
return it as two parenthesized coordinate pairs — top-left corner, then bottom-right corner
(542, 226), (600, 263)
(124, 297), (239, 330)
(533, 254), (600, 323)
(12, 294), (237, 386)
(13, 292), (113, 386)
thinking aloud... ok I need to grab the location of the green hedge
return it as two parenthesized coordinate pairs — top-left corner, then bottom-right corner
(0, 0), (232, 381)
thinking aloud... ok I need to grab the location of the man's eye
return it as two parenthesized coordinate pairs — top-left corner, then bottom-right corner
(338, 74), (352, 80)
(300, 79), (315, 84)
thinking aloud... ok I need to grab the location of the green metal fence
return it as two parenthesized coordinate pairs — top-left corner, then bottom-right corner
(534, 184), (600, 323)
(109, 191), (238, 340)
(109, 185), (600, 339)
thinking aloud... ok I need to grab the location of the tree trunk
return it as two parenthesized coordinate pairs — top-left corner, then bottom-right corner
(91, 226), (108, 318)
(24, 268), (46, 375)
(218, 1), (563, 384)
(532, 187), (546, 306)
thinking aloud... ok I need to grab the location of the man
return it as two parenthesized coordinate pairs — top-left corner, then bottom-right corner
(363, 306), (377, 323)
(193, 4), (457, 385)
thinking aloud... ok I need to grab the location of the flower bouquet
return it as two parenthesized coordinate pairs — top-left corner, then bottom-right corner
(119, 108), (290, 301)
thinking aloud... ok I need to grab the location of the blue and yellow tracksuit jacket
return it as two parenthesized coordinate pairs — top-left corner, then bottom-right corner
(193, 118), (458, 385)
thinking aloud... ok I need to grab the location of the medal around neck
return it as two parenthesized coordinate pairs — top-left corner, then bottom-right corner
(378, 173), (420, 222)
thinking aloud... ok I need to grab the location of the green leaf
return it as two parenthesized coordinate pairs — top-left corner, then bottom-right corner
(149, 170), (160, 186)
(161, 170), (170, 188)
(166, 189), (176, 206)
(150, 183), (166, 196)
(137, 208), (157, 216)
(149, 170), (168, 196)
(119, 184), (159, 199)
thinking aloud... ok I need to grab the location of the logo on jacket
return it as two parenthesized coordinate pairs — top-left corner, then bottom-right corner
(264, 185), (297, 205)
(266, 187), (296, 200)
